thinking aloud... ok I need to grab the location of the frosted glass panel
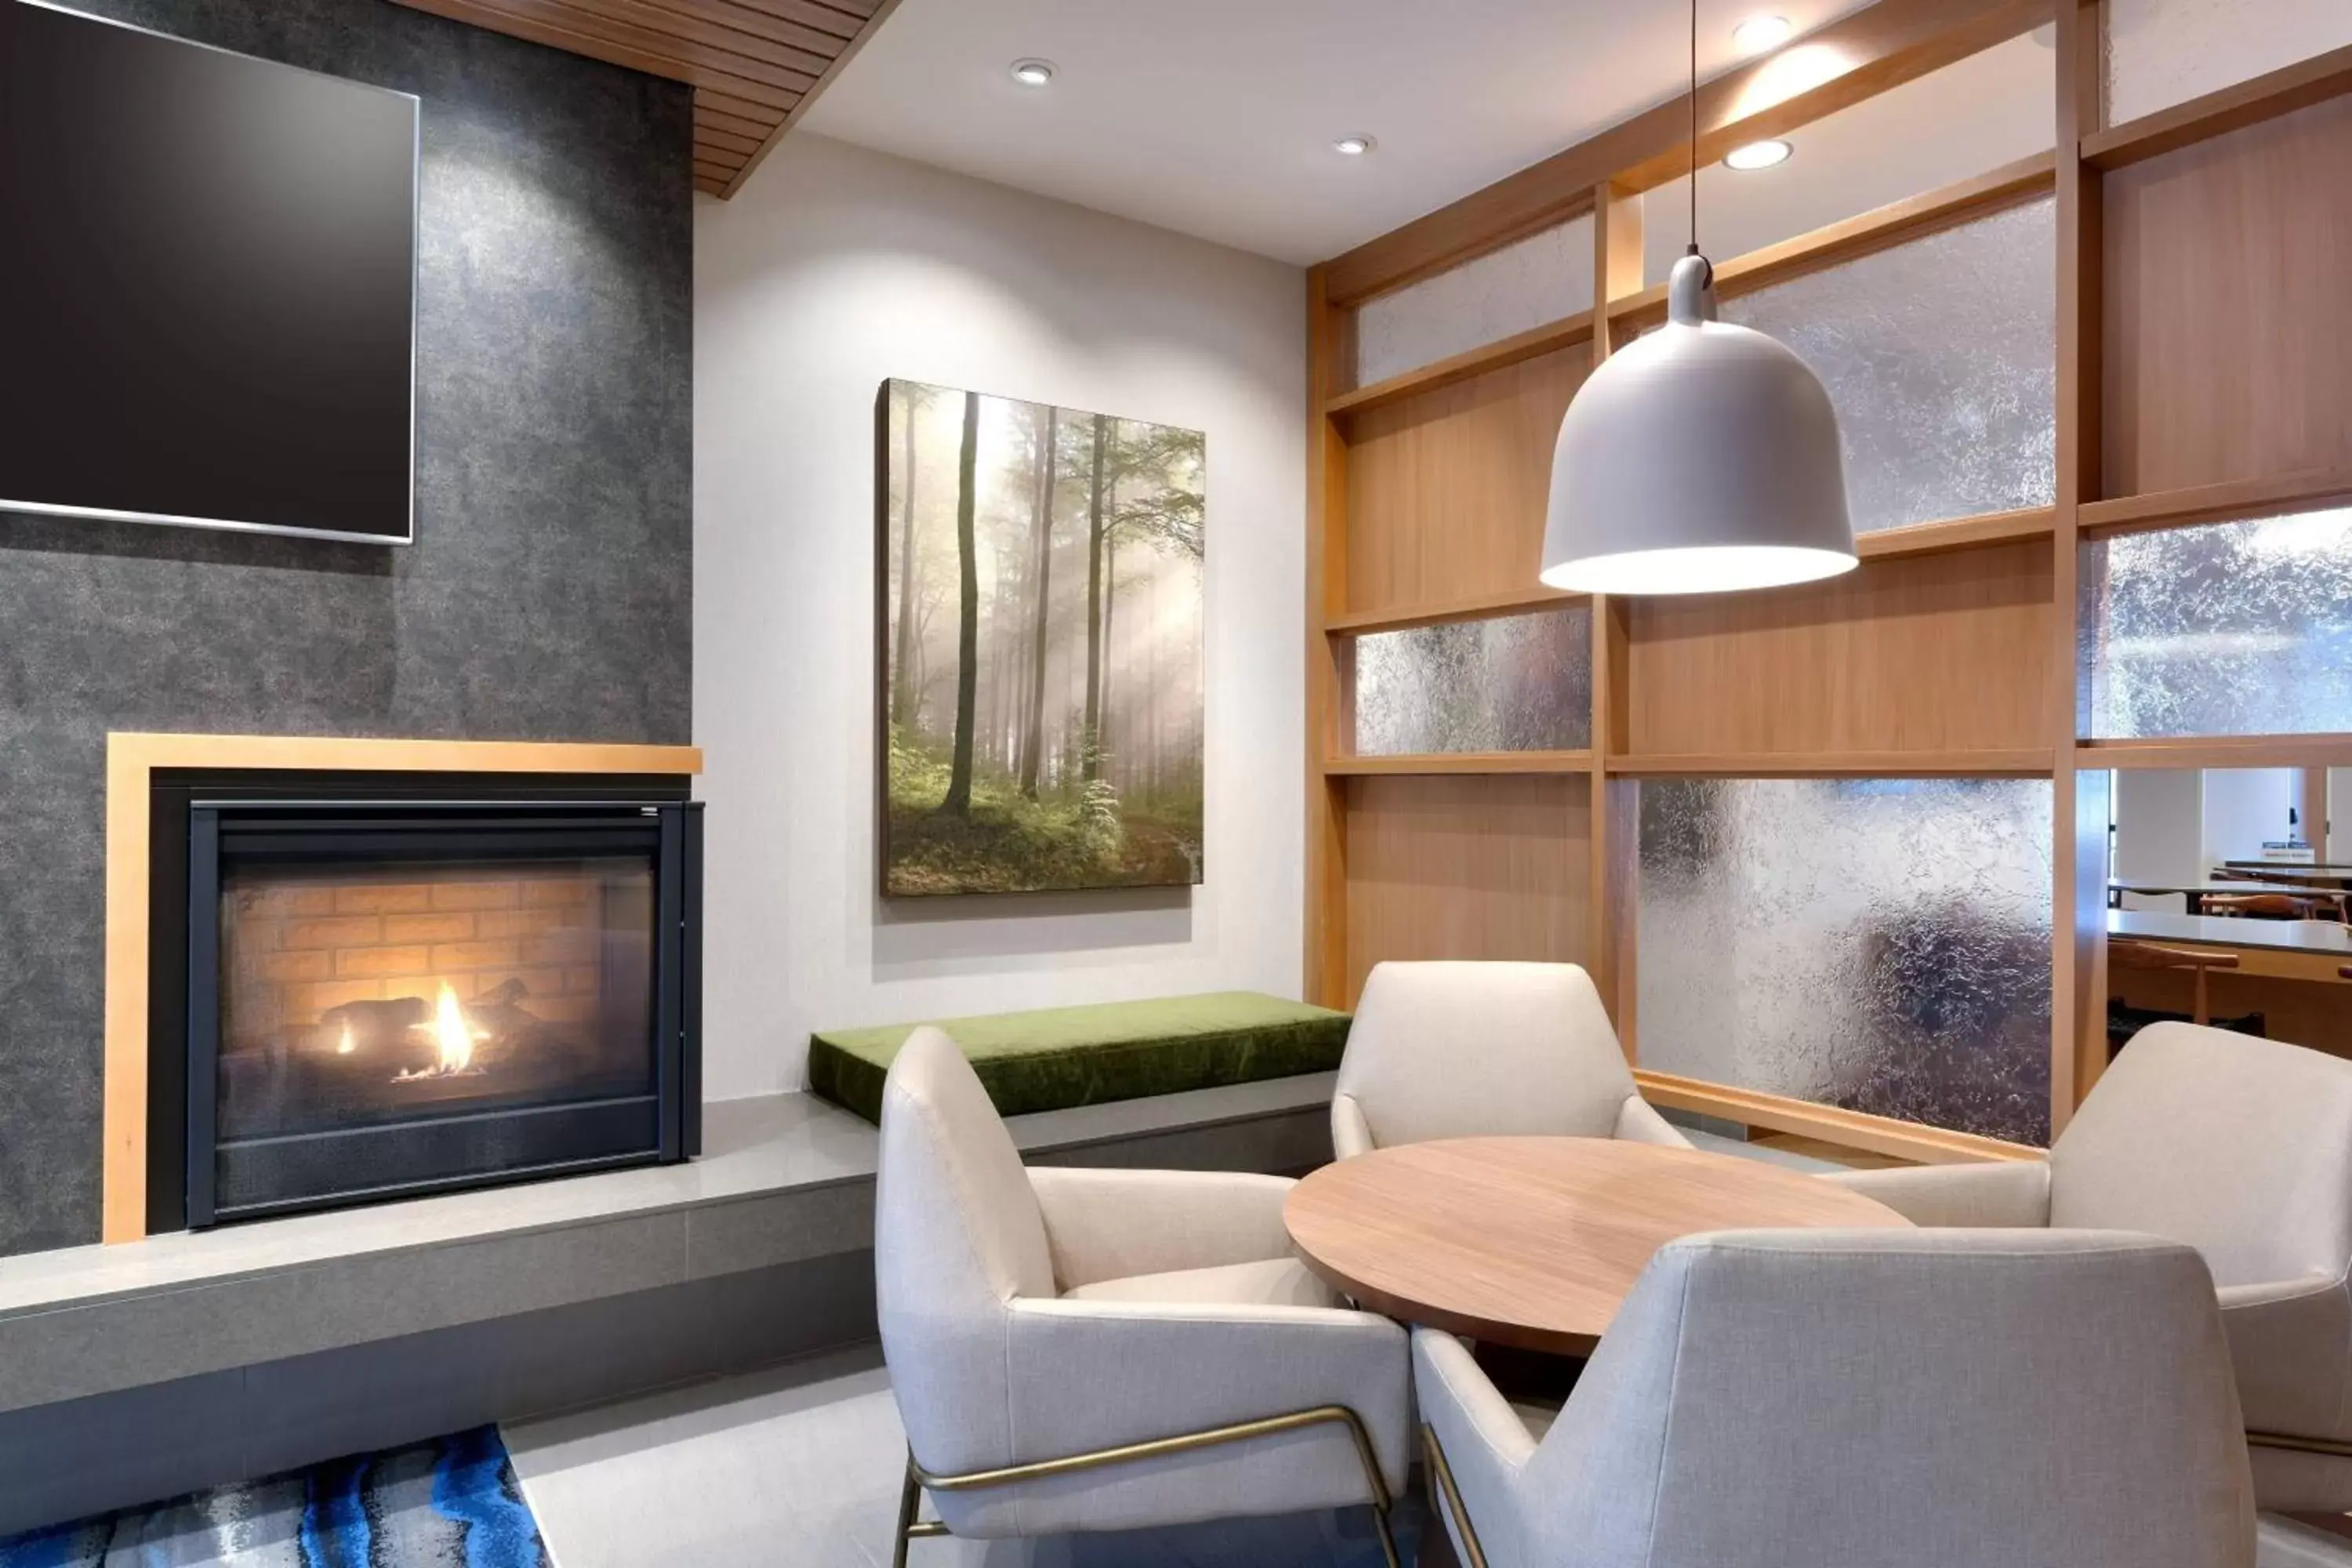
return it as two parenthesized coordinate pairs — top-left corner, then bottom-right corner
(2108, 0), (2352, 123)
(1353, 605), (1592, 756)
(2079, 508), (2352, 739)
(1354, 216), (1593, 387)
(1638, 779), (2054, 1145)
(1718, 199), (2056, 535)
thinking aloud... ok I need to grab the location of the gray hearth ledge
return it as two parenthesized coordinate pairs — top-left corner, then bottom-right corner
(0, 1075), (1334, 1417)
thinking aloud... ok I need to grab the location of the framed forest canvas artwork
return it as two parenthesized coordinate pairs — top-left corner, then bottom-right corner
(877, 379), (1205, 896)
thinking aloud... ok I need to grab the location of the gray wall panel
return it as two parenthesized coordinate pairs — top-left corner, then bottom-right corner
(0, 0), (693, 1255)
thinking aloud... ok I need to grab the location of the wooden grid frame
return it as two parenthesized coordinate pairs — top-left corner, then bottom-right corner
(1305, 0), (2352, 1162)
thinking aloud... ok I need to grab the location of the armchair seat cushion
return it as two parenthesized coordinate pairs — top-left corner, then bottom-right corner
(811, 992), (1350, 1123)
(1060, 1257), (1339, 1309)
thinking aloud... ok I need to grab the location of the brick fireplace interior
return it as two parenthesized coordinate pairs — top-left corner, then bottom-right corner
(221, 861), (644, 1086)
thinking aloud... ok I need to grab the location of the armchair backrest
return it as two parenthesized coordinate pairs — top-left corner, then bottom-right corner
(2053, 1023), (2352, 1288)
(1529, 1229), (2253, 1568)
(875, 1027), (1055, 1474)
(1334, 961), (1634, 1150)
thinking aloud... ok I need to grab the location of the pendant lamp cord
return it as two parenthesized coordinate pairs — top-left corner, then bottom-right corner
(1686, 0), (1698, 257)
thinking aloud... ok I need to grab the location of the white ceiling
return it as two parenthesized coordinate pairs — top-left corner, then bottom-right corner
(800, 0), (1893, 266)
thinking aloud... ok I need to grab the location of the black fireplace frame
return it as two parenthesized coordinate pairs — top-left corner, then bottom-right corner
(148, 769), (702, 1233)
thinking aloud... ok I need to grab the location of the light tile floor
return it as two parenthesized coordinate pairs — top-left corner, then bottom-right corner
(506, 1345), (1437, 1568)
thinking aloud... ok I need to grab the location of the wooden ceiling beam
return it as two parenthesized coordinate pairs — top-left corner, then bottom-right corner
(626, 0), (862, 59)
(698, 104), (785, 139)
(713, 0), (904, 198)
(1319, 0), (2053, 307)
(547, 0), (836, 79)
(394, 0), (900, 198)
(730, 0), (867, 41)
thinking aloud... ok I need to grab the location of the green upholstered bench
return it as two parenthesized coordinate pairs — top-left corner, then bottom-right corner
(807, 992), (1351, 1124)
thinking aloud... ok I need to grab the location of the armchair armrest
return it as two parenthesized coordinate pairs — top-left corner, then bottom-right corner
(2217, 1272), (2352, 1441)
(1413, 1328), (1536, 1567)
(1613, 1094), (1693, 1148)
(1007, 1296), (1413, 1491)
(1332, 1093), (1375, 1160)
(1028, 1165), (1296, 1290)
(1827, 1160), (2052, 1228)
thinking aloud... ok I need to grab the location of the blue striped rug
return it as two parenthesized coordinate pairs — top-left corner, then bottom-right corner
(0, 1427), (550, 1568)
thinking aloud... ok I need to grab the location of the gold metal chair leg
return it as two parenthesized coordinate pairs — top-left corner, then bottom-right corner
(891, 1452), (922, 1568)
(1421, 1423), (1490, 1568)
(891, 1450), (951, 1566)
(895, 1405), (1399, 1561)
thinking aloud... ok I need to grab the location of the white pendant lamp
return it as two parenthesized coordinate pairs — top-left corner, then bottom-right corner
(1538, 4), (1856, 597)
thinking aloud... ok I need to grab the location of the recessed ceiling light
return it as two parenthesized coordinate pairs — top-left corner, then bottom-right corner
(1333, 134), (1376, 156)
(1009, 58), (1055, 87)
(1731, 14), (1795, 54)
(1723, 138), (1794, 170)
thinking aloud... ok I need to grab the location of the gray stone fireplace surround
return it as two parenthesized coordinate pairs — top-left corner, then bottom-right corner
(0, 0), (692, 1257)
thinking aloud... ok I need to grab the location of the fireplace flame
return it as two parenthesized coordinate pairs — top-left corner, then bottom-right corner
(337, 1019), (356, 1056)
(392, 982), (485, 1081)
(431, 982), (475, 1075)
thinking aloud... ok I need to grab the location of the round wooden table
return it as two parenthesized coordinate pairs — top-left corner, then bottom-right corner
(1284, 1137), (1912, 1355)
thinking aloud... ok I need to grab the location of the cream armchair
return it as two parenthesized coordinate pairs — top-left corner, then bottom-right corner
(1414, 1229), (2256, 1568)
(1831, 1022), (2352, 1515)
(873, 1027), (1411, 1566)
(1331, 960), (1687, 1159)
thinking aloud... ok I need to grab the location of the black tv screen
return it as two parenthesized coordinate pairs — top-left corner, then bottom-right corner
(0, 1), (418, 543)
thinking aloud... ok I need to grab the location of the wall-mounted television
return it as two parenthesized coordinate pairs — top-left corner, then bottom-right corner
(0, 1), (419, 544)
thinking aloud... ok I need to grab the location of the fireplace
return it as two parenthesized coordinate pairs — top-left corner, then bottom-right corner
(148, 771), (701, 1229)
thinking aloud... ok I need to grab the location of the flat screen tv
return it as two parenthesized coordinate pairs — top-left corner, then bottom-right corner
(0, 1), (419, 543)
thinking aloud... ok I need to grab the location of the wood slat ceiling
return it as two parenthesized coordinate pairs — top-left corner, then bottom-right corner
(393, 0), (902, 197)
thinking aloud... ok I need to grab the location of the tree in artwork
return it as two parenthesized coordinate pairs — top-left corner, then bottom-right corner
(880, 379), (1205, 895)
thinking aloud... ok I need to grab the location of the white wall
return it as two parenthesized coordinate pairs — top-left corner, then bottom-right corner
(2112, 769), (2203, 891)
(692, 135), (1307, 1099)
(2201, 768), (2298, 870)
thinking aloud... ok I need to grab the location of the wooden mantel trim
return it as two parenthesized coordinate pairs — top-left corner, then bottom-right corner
(102, 733), (702, 1244)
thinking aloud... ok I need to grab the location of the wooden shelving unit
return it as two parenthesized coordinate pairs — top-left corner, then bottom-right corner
(1322, 586), (1584, 636)
(1325, 313), (1594, 421)
(1325, 751), (1594, 777)
(1305, 0), (2352, 1162)
(1604, 750), (2055, 779)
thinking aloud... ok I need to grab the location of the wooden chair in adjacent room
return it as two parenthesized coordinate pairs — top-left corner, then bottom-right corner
(2109, 939), (2241, 1027)
(2205, 891), (2337, 922)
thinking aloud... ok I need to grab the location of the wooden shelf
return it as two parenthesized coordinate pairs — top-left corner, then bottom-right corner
(2078, 735), (2352, 770)
(1321, 511), (2048, 641)
(1853, 506), (2056, 560)
(1324, 310), (1593, 420)
(1605, 153), (2056, 332)
(1324, 750), (1594, 777)
(1605, 750), (2055, 779)
(2081, 41), (2352, 172)
(2079, 466), (2352, 536)
(1323, 586), (1584, 635)
(1634, 1071), (2045, 1166)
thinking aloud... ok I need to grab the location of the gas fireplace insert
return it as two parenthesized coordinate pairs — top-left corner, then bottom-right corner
(147, 771), (701, 1230)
